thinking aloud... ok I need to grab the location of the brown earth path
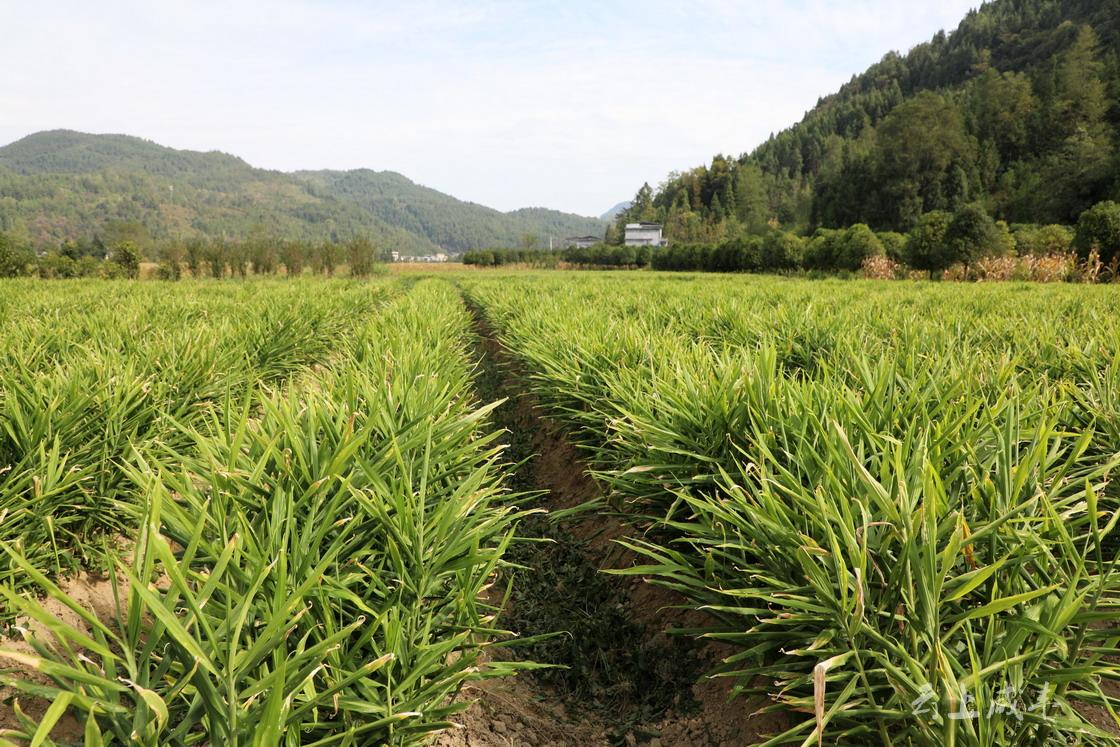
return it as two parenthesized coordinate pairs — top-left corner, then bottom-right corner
(433, 302), (784, 747)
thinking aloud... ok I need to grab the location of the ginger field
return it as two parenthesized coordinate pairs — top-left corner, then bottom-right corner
(1, 272), (1119, 746)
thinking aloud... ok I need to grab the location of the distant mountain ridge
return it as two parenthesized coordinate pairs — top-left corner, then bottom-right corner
(0, 130), (252, 177)
(295, 168), (606, 252)
(599, 201), (631, 221)
(0, 130), (605, 251)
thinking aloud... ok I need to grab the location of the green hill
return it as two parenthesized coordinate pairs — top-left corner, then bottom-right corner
(0, 129), (256, 177)
(0, 131), (604, 252)
(295, 169), (606, 252)
(616, 0), (1120, 239)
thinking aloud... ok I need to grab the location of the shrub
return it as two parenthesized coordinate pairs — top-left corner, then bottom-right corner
(185, 239), (206, 278)
(759, 230), (804, 270)
(279, 241), (306, 278)
(158, 243), (185, 280)
(1013, 224), (1073, 256)
(563, 244), (640, 267)
(346, 236), (376, 277)
(0, 232), (33, 277)
(202, 241), (227, 279)
(994, 220), (1017, 256)
(1074, 201), (1120, 266)
(249, 238), (278, 275)
(36, 252), (78, 279)
(877, 231), (908, 263)
(837, 224), (884, 271)
(804, 228), (841, 270)
(945, 203), (1003, 270)
(634, 245), (652, 267)
(315, 240), (341, 276)
(99, 259), (129, 279)
(75, 256), (101, 277)
(462, 249), (496, 266)
(906, 211), (953, 277)
(228, 243), (249, 278)
(721, 235), (761, 271)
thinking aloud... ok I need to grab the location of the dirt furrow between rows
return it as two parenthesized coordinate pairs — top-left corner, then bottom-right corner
(436, 299), (782, 747)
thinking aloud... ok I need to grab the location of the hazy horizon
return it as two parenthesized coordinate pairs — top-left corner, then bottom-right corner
(2, 1), (978, 216)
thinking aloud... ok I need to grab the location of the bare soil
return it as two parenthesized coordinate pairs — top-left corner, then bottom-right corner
(0, 568), (125, 740)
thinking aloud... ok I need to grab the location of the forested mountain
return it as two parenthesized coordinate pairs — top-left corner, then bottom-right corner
(0, 131), (604, 251)
(0, 131), (439, 253)
(616, 0), (1120, 240)
(295, 169), (606, 252)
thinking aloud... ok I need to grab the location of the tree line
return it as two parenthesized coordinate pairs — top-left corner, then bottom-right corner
(462, 243), (653, 268)
(0, 226), (391, 280)
(460, 200), (1120, 281)
(652, 200), (1120, 278)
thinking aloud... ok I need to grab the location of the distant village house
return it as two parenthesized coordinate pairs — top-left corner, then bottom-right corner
(624, 223), (666, 247)
(392, 251), (448, 263)
(565, 236), (600, 249)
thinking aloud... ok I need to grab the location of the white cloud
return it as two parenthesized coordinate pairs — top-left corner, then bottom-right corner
(0, 0), (980, 215)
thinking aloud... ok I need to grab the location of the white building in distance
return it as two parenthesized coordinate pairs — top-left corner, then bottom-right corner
(624, 223), (667, 247)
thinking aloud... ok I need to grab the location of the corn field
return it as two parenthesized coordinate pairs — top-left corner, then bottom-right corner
(1, 272), (1119, 745)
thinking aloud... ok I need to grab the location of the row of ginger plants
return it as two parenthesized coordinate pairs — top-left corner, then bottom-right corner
(0, 278), (529, 744)
(462, 272), (1120, 746)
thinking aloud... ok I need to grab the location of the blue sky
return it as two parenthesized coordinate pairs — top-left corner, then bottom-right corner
(1, 1), (979, 216)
